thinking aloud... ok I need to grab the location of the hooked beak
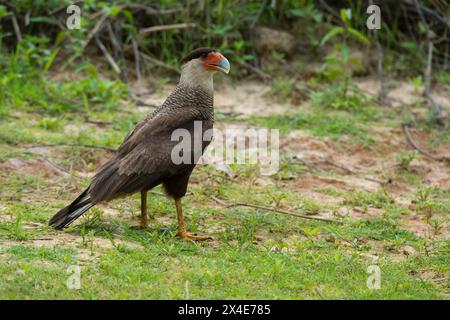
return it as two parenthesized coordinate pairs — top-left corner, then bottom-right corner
(215, 56), (230, 74)
(206, 54), (230, 74)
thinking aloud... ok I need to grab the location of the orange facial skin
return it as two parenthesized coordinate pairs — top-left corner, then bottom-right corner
(203, 51), (226, 72)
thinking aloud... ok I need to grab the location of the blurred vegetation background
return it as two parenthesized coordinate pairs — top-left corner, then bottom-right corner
(0, 0), (449, 93)
(0, 0), (448, 142)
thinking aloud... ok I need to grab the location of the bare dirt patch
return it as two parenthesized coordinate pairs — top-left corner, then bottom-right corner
(136, 81), (291, 116)
(0, 157), (67, 178)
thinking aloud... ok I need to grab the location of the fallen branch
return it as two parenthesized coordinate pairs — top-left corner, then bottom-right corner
(84, 118), (112, 127)
(210, 196), (341, 224)
(150, 190), (193, 196)
(240, 60), (272, 81)
(291, 156), (357, 175)
(41, 158), (83, 180)
(401, 123), (450, 163)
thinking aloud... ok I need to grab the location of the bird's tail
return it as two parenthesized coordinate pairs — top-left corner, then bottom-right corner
(49, 189), (94, 229)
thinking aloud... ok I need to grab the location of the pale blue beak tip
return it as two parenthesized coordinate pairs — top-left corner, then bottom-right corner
(219, 58), (230, 74)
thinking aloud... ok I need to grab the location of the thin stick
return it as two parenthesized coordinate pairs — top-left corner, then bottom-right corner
(401, 123), (450, 163)
(25, 143), (116, 152)
(139, 51), (180, 74)
(369, 0), (388, 104)
(95, 30), (154, 107)
(424, 40), (432, 97)
(139, 23), (192, 36)
(251, 0), (269, 29)
(290, 156), (357, 174)
(105, 22), (139, 103)
(132, 38), (142, 92)
(122, 4), (180, 15)
(444, 28), (448, 70)
(413, 0), (444, 123)
(210, 196), (341, 224)
(424, 41), (444, 122)
(41, 158), (83, 180)
(82, 13), (109, 51)
(94, 33), (121, 75)
(106, 21), (123, 66)
(11, 14), (22, 43)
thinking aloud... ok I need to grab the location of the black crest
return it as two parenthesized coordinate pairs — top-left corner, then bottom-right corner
(180, 47), (216, 65)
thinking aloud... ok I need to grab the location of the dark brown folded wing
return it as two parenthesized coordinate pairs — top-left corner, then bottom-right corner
(88, 105), (202, 203)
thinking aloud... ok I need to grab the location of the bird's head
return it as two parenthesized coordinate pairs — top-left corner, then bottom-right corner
(180, 47), (230, 74)
(179, 48), (230, 90)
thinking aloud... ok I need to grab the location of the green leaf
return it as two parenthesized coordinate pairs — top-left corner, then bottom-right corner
(122, 9), (134, 21)
(110, 6), (122, 17)
(44, 47), (60, 74)
(400, 41), (418, 51)
(29, 16), (59, 25)
(320, 27), (344, 46)
(55, 31), (66, 46)
(288, 8), (306, 18)
(347, 27), (370, 45)
(340, 8), (351, 27)
(0, 5), (9, 19)
(418, 22), (426, 34)
(340, 45), (350, 61)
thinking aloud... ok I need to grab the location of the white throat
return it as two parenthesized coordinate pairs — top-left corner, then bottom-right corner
(179, 59), (214, 92)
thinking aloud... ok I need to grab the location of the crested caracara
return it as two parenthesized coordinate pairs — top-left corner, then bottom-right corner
(49, 47), (230, 241)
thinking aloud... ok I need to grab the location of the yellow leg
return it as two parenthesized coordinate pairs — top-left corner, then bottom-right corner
(175, 198), (211, 241)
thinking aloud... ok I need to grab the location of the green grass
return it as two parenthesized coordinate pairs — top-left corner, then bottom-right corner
(1, 158), (448, 299)
(342, 189), (395, 210)
(1, 239), (446, 299)
(249, 110), (374, 144)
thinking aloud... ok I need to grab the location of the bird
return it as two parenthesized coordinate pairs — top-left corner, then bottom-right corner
(49, 47), (230, 241)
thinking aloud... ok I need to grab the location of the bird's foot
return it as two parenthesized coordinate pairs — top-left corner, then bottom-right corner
(177, 230), (212, 242)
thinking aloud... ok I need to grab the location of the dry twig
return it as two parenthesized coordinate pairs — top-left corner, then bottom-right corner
(94, 32), (121, 75)
(82, 12), (109, 51)
(11, 13), (22, 43)
(239, 60), (272, 81)
(210, 196), (341, 224)
(139, 23), (192, 36)
(402, 123), (450, 163)
(139, 51), (180, 74)
(26, 143), (116, 152)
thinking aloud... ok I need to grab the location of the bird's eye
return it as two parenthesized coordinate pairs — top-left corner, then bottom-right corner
(201, 53), (209, 58)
